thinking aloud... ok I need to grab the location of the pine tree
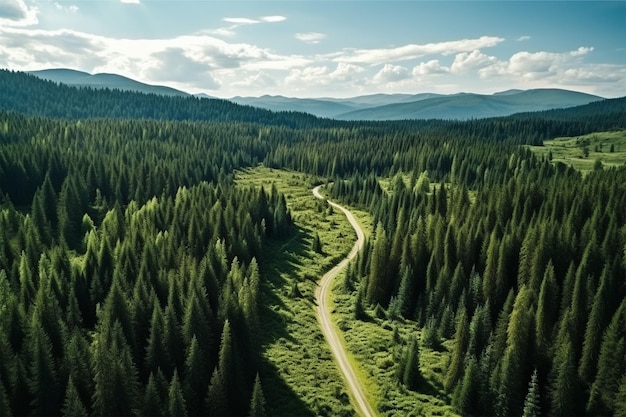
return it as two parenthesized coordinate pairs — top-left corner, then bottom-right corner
(142, 372), (164, 417)
(168, 370), (188, 417)
(535, 261), (558, 365)
(248, 373), (267, 417)
(498, 285), (535, 416)
(205, 367), (228, 417)
(578, 263), (612, 384)
(311, 232), (323, 254)
(61, 376), (88, 417)
(454, 355), (480, 416)
(401, 336), (421, 391)
(586, 300), (625, 416)
(64, 330), (94, 411)
(91, 321), (140, 417)
(445, 308), (469, 391)
(367, 223), (390, 306)
(550, 339), (579, 417)
(146, 303), (169, 375)
(217, 320), (236, 413)
(522, 369), (540, 417)
(354, 289), (367, 321)
(183, 336), (208, 416)
(27, 321), (60, 417)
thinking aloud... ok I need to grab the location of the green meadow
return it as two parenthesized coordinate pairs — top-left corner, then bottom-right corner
(528, 130), (626, 172)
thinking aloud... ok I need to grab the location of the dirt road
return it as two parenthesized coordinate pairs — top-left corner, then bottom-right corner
(312, 186), (376, 417)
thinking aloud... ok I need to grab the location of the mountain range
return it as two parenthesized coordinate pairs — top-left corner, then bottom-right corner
(233, 89), (603, 120)
(28, 68), (189, 97)
(28, 68), (604, 121)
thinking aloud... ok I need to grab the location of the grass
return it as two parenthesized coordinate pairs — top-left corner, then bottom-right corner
(236, 166), (457, 417)
(528, 130), (626, 173)
(329, 279), (458, 417)
(235, 166), (358, 416)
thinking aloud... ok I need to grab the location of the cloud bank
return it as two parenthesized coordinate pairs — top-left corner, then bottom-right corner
(0, 7), (622, 98)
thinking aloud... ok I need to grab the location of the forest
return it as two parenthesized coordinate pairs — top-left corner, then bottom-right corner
(0, 69), (625, 416)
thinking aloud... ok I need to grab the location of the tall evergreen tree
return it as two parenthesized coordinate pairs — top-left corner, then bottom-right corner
(61, 376), (88, 417)
(168, 370), (188, 417)
(522, 369), (541, 417)
(398, 335), (421, 391)
(27, 321), (60, 417)
(248, 373), (267, 417)
(550, 339), (580, 416)
(586, 300), (626, 416)
(367, 223), (390, 306)
(445, 308), (469, 391)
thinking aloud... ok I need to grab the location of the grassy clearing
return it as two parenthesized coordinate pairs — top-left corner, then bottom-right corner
(329, 279), (458, 417)
(236, 166), (456, 416)
(528, 130), (626, 173)
(235, 166), (358, 416)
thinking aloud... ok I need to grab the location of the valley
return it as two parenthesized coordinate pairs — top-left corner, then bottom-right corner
(0, 68), (624, 417)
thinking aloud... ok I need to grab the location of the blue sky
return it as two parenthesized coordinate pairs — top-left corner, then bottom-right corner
(1, 0), (624, 98)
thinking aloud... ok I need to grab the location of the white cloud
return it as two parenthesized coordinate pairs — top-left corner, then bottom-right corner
(284, 63), (365, 92)
(224, 17), (258, 25)
(570, 46), (593, 57)
(260, 15), (286, 23)
(0, 0), (38, 26)
(517, 35), (531, 42)
(331, 63), (365, 81)
(336, 36), (504, 64)
(295, 32), (326, 44)
(476, 46), (617, 89)
(120, 0), (140, 3)
(373, 64), (410, 83)
(230, 72), (276, 90)
(0, 24), (316, 92)
(451, 50), (496, 73)
(413, 59), (449, 76)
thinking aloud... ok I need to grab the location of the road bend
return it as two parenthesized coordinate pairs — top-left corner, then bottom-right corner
(312, 186), (376, 417)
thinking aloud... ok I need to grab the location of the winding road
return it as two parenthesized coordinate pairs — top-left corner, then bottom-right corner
(312, 186), (376, 417)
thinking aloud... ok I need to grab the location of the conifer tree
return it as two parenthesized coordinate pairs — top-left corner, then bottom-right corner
(65, 330), (94, 410)
(145, 303), (169, 376)
(311, 232), (323, 254)
(217, 320), (236, 413)
(143, 372), (164, 417)
(586, 300), (625, 415)
(183, 336), (208, 416)
(550, 339), (579, 416)
(91, 321), (140, 417)
(367, 223), (390, 306)
(522, 369), (540, 417)
(498, 285), (535, 416)
(248, 373), (267, 417)
(27, 322), (60, 416)
(400, 336), (421, 391)
(454, 355), (480, 416)
(579, 263), (612, 384)
(61, 376), (88, 417)
(205, 368), (228, 417)
(445, 308), (469, 391)
(535, 261), (558, 364)
(168, 370), (188, 417)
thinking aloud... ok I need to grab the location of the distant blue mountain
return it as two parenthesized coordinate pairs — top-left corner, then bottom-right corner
(27, 69), (605, 120)
(230, 89), (603, 120)
(334, 89), (604, 121)
(28, 68), (189, 97)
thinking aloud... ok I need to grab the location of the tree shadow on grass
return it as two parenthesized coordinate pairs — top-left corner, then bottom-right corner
(257, 228), (318, 416)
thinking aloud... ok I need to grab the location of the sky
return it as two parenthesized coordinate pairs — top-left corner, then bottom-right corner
(1, 0), (625, 98)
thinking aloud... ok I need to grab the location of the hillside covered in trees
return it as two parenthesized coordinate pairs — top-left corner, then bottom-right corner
(0, 69), (625, 416)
